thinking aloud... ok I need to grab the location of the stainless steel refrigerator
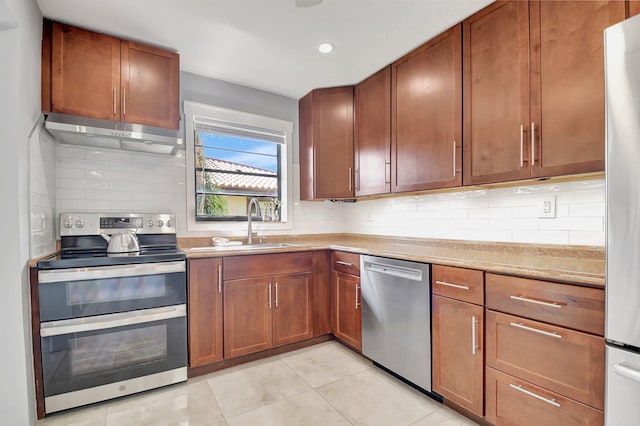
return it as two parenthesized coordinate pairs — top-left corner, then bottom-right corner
(605, 13), (640, 426)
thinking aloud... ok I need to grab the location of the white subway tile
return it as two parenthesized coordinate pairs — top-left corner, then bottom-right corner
(468, 207), (511, 219)
(87, 190), (132, 201)
(449, 196), (489, 209)
(569, 203), (605, 217)
(111, 181), (154, 192)
(449, 219), (489, 230)
(539, 217), (603, 231)
(57, 167), (85, 179)
(57, 188), (86, 200)
(569, 231), (605, 246)
(556, 189), (604, 204)
(57, 199), (110, 211)
(56, 145), (86, 159)
(85, 149), (134, 163)
(433, 209), (467, 219)
(512, 230), (570, 245)
(109, 200), (155, 211)
(489, 218), (538, 231)
(466, 229), (513, 243)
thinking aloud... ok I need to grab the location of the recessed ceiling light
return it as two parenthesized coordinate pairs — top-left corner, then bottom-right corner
(318, 42), (334, 54)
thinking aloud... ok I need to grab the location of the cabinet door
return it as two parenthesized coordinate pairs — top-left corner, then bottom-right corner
(332, 271), (361, 351)
(355, 66), (391, 196)
(121, 41), (180, 129)
(313, 87), (355, 199)
(630, 1), (640, 17)
(188, 258), (223, 367)
(432, 295), (484, 416)
(51, 23), (121, 120)
(223, 277), (273, 358)
(272, 272), (313, 347)
(530, 0), (624, 178)
(463, 1), (531, 185)
(392, 25), (462, 192)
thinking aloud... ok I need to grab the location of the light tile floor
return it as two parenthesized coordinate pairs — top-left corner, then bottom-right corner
(38, 341), (478, 426)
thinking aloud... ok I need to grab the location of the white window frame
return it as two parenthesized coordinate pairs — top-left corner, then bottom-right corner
(184, 101), (294, 233)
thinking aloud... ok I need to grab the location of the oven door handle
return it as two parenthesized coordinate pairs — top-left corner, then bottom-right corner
(40, 304), (186, 337)
(38, 261), (186, 283)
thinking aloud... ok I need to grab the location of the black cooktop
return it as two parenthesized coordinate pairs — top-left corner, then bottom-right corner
(37, 234), (185, 270)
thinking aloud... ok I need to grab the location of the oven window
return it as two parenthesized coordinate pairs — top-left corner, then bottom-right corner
(42, 314), (186, 397)
(70, 325), (167, 375)
(67, 276), (167, 305)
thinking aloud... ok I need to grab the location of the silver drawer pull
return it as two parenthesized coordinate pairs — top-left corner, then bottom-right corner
(471, 316), (479, 355)
(509, 384), (560, 408)
(510, 322), (562, 339)
(510, 295), (562, 309)
(435, 280), (469, 290)
(336, 261), (353, 267)
(614, 363), (640, 384)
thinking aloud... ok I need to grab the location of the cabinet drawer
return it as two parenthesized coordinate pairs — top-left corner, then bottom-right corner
(432, 265), (484, 305)
(486, 273), (604, 335)
(486, 310), (604, 410)
(486, 367), (603, 426)
(331, 251), (360, 276)
(223, 252), (312, 280)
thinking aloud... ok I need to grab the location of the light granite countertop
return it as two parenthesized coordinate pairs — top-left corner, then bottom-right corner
(179, 233), (605, 288)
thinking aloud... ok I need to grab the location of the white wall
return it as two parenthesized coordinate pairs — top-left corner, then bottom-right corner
(344, 178), (605, 246)
(1, 0), (42, 423)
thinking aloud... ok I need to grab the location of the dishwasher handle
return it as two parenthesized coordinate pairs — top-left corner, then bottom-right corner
(363, 262), (423, 281)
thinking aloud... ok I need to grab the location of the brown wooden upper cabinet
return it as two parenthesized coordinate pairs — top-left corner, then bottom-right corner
(629, 0), (640, 17)
(354, 66), (391, 197)
(299, 86), (354, 200)
(391, 24), (462, 193)
(43, 21), (180, 130)
(463, 1), (625, 185)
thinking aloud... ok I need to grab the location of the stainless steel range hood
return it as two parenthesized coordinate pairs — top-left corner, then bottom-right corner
(44, 113), (183, 156)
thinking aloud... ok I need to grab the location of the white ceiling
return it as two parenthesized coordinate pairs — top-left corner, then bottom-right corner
(37, 0), (493, 99)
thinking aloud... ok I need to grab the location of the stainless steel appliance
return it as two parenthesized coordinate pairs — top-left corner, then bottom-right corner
(360, 255), (431, 392)
(44, 113), (183, 155)
(36, 213), (187, 414)
(605, 14), (640, 426)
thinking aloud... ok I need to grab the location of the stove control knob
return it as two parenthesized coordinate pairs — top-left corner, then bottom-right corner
(166, 219), (174, 228)
(63, 219), (74, 229)
(147, 220), (154, 227)
(157, 220), (164, 227)
(75, 220), (85, 228)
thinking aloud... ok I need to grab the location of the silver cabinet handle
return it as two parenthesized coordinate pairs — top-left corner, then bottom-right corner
(614, 363), (640, 384)
(384, 160), (391, 184)
(268, 283), (272, 309)
(531, 121), (535, 165)
(275, 282), (279, 308)
(355, 284), (360, 310)
(510, 322), (562, 339)
(509, 384), (560, 408)
(520, 124), (524, 167)
(122, 87), (126, 116)
(113, 86), (117, 115)
(41, 304), (186, 337)
(355, 169), (360, 191)
(471, 316), (478, 355)
(218, 264), (222, 293)
(452, 140), (457, 177)
(510, 295), (562, 309)
(348, 167), (352, 191)
(435, 280), (469, 290)
(336, 260), (353, 267)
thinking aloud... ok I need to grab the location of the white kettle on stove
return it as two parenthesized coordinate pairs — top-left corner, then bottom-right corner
(101, 230), (140, 253)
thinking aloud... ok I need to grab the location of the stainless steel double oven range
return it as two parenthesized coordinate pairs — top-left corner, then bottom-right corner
(36, 213), (187, 414)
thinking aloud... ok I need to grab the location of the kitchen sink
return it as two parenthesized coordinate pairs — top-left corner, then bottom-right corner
(188, 242), (299, 252)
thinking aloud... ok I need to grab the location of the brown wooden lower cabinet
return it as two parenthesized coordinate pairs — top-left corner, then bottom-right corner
(272, 272), (313, 347)
(331, 270), (361, 351)
(188, 258), (224, 367)
(432, 295), (483, 416)
(486, 310), (605, 410)
(485, 367), (604, 426)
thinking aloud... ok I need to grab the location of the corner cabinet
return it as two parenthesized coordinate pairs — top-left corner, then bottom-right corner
(43, 21), (180, 130)
(463, 1), (624, 185)
(222, 252), (314, 359)
(431, 265), (485, 417)
(188, 258), (224, 367)
(331, 251), (362, 352)
(391, 24), (462, 193)
(354, 66), (391, 196)
(299, 86), (354, 200)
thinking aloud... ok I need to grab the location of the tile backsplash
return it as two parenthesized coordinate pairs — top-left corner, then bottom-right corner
(29, 124), (57, 257)
(344, 178), (605, 246)
(43, 142), (605, 247)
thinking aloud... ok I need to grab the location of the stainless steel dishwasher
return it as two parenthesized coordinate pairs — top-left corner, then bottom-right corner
(360, 255), (431, 392)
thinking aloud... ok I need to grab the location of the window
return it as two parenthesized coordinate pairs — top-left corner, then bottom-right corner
(184, 102), (293, 231)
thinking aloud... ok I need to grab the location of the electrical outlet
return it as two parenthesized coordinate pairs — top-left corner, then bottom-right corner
(538, 196), (556, 218)
(366, 208), (374, 222)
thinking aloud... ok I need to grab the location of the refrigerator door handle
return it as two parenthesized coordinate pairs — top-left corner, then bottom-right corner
(614, 362), (640, 384)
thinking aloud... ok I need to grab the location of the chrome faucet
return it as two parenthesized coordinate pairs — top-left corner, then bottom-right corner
(247, 198), (261, 245)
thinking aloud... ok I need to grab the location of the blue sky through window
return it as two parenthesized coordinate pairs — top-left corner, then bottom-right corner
(199, 132), (278, 172)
